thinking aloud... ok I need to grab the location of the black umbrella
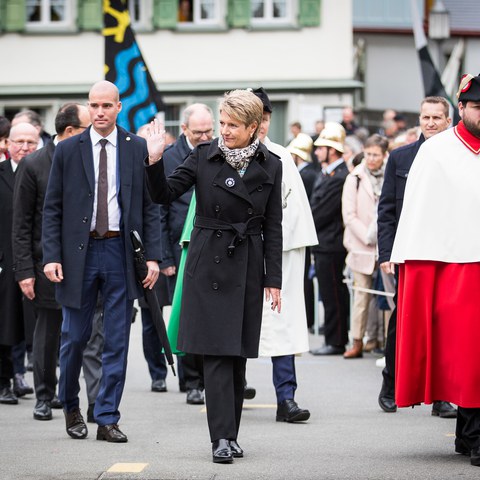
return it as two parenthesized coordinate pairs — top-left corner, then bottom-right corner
(130, 230), (176, 376)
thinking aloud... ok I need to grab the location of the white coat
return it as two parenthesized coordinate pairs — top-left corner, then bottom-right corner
(259, 138), (318, 357)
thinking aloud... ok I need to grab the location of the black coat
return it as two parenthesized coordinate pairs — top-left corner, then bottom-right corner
(12, 141), (60, 310)
(377, 135), (425, 264)
(299, 163), (318, 200)
(42, 126), (161, 309)
(310, 160), (349, 253)
(146, 139), (283, 358)
(0, 160), (24, 345)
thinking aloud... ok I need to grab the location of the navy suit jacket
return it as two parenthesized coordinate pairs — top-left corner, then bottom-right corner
(42, 125), (161, 309)
(377, 135), (425, 264)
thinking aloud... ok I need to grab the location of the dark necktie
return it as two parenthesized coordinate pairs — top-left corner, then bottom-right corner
(96, 139), (109, 236)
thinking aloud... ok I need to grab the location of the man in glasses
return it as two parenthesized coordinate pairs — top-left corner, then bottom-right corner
(159, 103), (214, 405)
(0, 122), (38, 405)
(12, 104), (94, 422)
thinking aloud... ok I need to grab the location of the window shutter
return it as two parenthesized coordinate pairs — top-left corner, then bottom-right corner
(78, 0), (102, 30)
(4, 0), (26, 32)
(153, 0), (177, 29)
(227, 0), (250, 28)
(299, 0), (321, 27)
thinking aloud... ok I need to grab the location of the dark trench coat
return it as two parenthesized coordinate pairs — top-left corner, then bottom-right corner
(146, 139), (283, 358)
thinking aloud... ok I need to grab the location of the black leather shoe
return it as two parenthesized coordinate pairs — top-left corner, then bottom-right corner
(276, 399), (310, 423)
(310, 345), (345, 356)
(186, 388), (205, 405)
(432, 401), (457, 418)
(244, 385), (256, 400)
(0, 386), (18, 405)
(455, 438), (470, 456)
(378, 394), (397, 413)
(151, 379), (167, 392)
(48, 394), (63, 409)
(87, 403), (95, 423)
(33, 400), (52, 420)
(64, 409), (88, 439)
(13, 374), (34, 397)
(97, 424), (128, 443)
(471, 446), (480, 466)
(229, 440), (244, 458)
(212, 439), (233, 463)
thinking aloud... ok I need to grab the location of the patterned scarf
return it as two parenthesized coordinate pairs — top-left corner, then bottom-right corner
(365, 163), (385, 199)
(218, 136), (259, 176)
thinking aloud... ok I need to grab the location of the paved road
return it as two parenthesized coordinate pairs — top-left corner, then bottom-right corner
(1, 321), (477, 480)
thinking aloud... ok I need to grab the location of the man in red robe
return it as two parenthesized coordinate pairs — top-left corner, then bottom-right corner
(390, 73), (480, 467)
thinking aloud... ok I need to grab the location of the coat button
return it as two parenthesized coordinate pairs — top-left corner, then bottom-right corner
(88, 192), (92, 197)
(214, 256), (220, 264)
(82, 217), (88, 223)
(257, 185), (263, 191)
(214, 205), (221, 213)
(212, 282), (219, 290)
(79, 244), (84, 250)
(216, 230), (222, 238)
(247, 208), (253, 215)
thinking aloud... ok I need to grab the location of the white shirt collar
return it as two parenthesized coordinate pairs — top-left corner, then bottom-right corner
(90, 126), (118, 147)
(324, 157), (344, 175)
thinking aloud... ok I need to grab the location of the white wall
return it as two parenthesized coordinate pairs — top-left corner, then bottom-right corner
(0, 0), (353, 90)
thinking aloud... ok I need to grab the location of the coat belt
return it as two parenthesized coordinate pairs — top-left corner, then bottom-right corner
(195, 215), (264, 257)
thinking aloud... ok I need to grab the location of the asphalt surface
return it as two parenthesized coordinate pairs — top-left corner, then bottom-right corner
(1, 320), (477, 480)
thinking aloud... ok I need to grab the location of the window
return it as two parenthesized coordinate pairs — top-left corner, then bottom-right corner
(251, 0), (294, 25)
(177, 0), (224, 27)
(128, 0), (153, 31)
(26, 0), (75, 30)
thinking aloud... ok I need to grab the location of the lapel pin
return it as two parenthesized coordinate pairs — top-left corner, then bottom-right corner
(126, 136), (131, 141)
(225, 178), (235, 188)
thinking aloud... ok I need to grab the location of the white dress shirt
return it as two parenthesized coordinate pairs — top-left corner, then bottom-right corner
(89, 127), (120, 232)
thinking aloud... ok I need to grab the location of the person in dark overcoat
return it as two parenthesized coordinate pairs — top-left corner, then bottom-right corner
(145, 90), (283, 464)
(0, 122), (39, 404)
(42, 81), (161, 443)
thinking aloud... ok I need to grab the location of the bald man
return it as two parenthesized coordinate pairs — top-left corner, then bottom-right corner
(42, 81), (161, 442)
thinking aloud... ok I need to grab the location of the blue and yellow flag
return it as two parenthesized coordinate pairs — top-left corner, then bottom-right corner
(103, 0), (164, 132)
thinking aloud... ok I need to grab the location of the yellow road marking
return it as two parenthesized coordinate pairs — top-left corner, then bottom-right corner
(107, 463), (149, 473)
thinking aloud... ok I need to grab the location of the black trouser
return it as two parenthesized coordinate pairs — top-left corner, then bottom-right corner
(314, 251), (349, 347)
(203, 355), (246, 442)
(33, 307), (62, 401)
(304, 247), (315, 328)
(456, 407), (480, 449)
(183, 353), (204, 391)
(0, 345), (13, 388)
(381, 269), (399, 399)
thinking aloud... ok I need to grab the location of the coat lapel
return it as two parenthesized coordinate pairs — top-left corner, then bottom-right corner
(0, 160), (15, 192)
(79, 129), (95, 193)
(117, 126), (133, 214)
(212, 161), (253, 205)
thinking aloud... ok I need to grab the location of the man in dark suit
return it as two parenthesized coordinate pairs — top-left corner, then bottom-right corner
(158, 103), (214, 405)
(309, 122), (350, 355)
(42, 81), (161, 442)
(377, 96), (455, 418)
(0, 122), (39, 405)
(12, 103), (93, 421)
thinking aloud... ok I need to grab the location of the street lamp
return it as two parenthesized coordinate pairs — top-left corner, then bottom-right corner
(428, 0), (450, 71)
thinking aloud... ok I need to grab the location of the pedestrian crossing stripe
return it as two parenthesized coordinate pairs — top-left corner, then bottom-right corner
(107, 463), (149, 473)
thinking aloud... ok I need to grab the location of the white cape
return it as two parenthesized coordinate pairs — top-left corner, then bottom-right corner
(259, 138), (318, 357)
(391, 128), (480, 263)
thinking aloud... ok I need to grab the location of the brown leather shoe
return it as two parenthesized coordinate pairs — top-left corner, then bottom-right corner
(96, 424), (128, 443)
(344, 339), (363, 358)
(64, 409), (88, 439)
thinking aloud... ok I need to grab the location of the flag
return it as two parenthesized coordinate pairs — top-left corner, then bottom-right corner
(103, 0), (164, 133)
(410, 0), (459, 123)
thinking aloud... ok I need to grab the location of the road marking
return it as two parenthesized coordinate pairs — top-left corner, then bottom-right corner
(107, 463), (149, 473)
